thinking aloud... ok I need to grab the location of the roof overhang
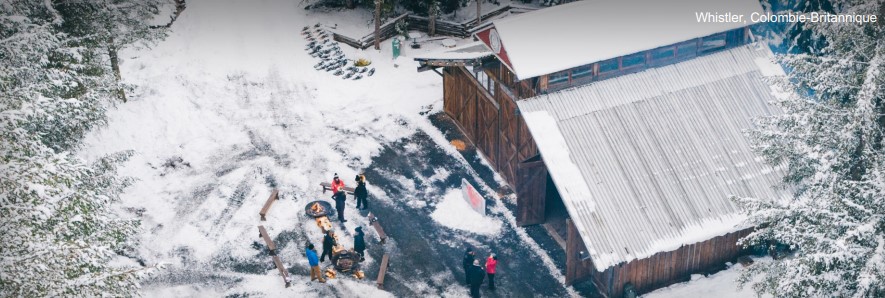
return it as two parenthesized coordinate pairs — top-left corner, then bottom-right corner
(413, 41), (495, 72)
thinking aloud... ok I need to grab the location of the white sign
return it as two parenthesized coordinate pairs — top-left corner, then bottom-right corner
(488, 29), (501, 54)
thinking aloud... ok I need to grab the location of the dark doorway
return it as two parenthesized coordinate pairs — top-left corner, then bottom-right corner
(542, 175), (569, 248)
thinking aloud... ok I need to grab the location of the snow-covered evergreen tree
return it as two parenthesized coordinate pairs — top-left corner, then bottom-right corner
(1, 0), (170, 295)
(735, 0), (885, 297)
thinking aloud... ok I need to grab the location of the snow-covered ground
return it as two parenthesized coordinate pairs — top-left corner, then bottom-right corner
(644, 258), (771, 298)
(81, 0), (571, 296)
(79, 0), (769, 296)
(431, 190), (503, 236)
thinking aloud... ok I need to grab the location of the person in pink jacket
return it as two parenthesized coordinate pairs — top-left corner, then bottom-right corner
(485, 254), (497, 291)
(330, 173), (345, 193)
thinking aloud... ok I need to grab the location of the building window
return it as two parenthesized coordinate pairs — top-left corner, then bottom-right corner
(621, 52), (646, 69)
(571, 65), (593, 80)
(472, 69), (495, 96)
(487, 77), (496, 97)
(651, 46), (676, 62)
(699, 33), (727, 52)
(549, 70), (569, 85)
(598, 58), (619, 73)
(676, 40), (698, 59)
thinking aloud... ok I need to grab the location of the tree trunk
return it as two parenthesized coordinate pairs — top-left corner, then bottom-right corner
(475, 0), (481, 25)
(374, 0), (381, 50)
(108, 42), (127, 102)
(428, 2), (437, 37)
(346, 0), (354, 9)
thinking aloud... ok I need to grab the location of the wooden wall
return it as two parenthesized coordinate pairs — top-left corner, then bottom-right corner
(442, 66), (545, 225)
(566, 219), (753, 297)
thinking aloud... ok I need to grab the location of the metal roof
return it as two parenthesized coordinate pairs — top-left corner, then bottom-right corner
(517, 44), (786, 271)
(487, 0), (764, 79)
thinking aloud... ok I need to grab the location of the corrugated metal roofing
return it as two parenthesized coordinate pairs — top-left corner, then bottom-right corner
(489, 0), (764, 79)
(517, 45), (786, 271)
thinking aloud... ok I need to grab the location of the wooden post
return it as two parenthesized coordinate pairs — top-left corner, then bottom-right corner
(475, 0), (481, 25)
(428, 1), (437, 37)
(374, 0), (382, 50)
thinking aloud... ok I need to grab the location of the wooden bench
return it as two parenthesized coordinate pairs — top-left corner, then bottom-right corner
(258, 225), (276, 255)
(272, 255), (291, 288)
(320, 182), (355, 195)
(376, 254), (390, 289)
(367, 212), (388, 244)
(259, 189), (279, 221)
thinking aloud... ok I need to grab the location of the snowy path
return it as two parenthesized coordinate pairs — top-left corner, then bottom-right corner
(81, 0), (573, 296)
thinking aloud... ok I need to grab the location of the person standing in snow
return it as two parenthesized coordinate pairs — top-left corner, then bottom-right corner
(320, 230), (336, 263)
(485, 254), (497, 291)
(468, 259), (485, 298)
(333, 190), (347, 222)
(306, 243), (325, 283)
(354, 174), (368, 210)
(462, 248), (476, 284)
(353, 226), (366, 261)
(330, 173), (345, 193)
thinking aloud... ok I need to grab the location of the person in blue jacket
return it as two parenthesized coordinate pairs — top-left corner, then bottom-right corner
(306, 243), (325, 283)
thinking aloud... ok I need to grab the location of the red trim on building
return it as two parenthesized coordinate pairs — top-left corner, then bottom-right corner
(475, 27), (516, 77)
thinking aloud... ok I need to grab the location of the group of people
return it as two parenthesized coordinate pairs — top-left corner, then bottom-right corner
(462, 248), (499, 298)
(305, 172), (371, 283)
(330, 172), (369, 222)
(305, 227), (367, 283)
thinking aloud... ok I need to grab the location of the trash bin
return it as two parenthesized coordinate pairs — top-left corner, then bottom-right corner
(392, 38), (401, 60)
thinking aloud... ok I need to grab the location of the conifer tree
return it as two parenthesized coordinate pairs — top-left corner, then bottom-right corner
(735, 0), (885, 296)
(1, 0), (170, 295)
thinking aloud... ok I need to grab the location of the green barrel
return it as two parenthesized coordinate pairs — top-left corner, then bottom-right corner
(392, 38), (401, 60)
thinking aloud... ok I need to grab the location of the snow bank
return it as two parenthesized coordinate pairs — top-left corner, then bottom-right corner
(643, 258), (772, 298)
(430, 190), (502, 236)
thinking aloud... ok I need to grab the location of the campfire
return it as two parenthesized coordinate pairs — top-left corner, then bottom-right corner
(324, 248), (364, 279)
(310, 202), (324, 214)
(304, 200), (333, 218)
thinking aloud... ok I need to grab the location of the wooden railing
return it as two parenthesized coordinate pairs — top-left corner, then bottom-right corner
(331, 4), (538, 49)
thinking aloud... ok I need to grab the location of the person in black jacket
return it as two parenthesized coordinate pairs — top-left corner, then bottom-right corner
(320, 230), (336, 262)
(462, 248), (475, 284)
(354, 174), (368, 210)
(353, 227), (366, 261)
(467, 259), (485, 298)
(333, 190), (347, 222)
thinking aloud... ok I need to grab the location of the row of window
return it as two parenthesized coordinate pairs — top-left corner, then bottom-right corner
(546, 30), (736, 89)
(472, 68), (496, 97)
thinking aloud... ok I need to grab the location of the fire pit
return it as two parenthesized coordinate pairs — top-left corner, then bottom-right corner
(324, 248), (364, 279)
(304, 200), (333, 217)
(332, 249), (359, 272)
(305, 200), (335, 233)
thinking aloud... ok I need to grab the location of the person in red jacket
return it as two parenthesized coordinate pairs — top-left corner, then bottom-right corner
(331, 173), (345, 194)
(485, 254), (497, 291)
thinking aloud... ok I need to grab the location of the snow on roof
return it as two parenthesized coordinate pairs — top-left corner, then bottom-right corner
(413, 41), (494, 61)
(490, 0), (764, 79)
(517, 45), (786, 271)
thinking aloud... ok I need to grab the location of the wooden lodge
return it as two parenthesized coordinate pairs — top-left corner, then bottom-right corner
(415, 0), (785, 297)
